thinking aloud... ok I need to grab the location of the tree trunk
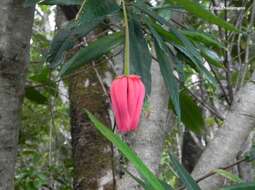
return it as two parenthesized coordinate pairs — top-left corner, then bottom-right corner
(56, 7), (116, 189)
(192, 72), (255, 190)
(0, 0), (34, 189)
(69, 63), (115, 190)
(116, 60), (175, 190)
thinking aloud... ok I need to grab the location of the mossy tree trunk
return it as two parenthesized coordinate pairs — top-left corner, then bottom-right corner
(69, 62), (115, 190)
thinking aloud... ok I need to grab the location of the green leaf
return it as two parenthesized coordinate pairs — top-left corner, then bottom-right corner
(160, 180), (174, 190)
(154, 43), (180, 117)
(181, 30), (225, 49)
(175, 44), (217, 86)
(133, 2), (170, 27)
(150, 22), (217, 86)
(129, 15), (152, 94)
(47, 0), (120, 68)
(220, 182), (255, 190)
(78, 0), (119, 22)
(146, 20), (180, 117)
(166, 0), (238, 32)
(47, 20), (102, 68)
(23, 0), (39, 7)
(60, 32), (124, 76)
(40, 0), (82, 5)
(124, 169), (152, 190)
(169, 90), (204, 133)
(200, 48), (224, 68)
(86, 111), (165, 190)
(214, 169), (243, 183)
(29, 67), (50, 83)
(169, 154), (201, 190)
(150, 22), (181, 45)
(23, 0), (81, 6)
(125, 168), (174, 190)
(25, 87), (48, 105)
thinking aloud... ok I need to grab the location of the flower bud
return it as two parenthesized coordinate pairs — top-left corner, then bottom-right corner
(110, 75), (145, 132)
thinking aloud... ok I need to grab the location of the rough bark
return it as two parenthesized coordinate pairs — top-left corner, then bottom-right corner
(192, 72), (255, 190)
(0, 0), (34, 189)
(69, 63), (115, 190)
(56, 7), (115, 190)
(116, 60), (175, 190)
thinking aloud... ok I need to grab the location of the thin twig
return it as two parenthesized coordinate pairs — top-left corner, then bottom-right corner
(208, 63), (231, 106)
(239, 0), (255, 88)
(92, 61), (110, 100)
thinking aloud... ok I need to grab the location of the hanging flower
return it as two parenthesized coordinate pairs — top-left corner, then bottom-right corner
(110, 75), (145, 132)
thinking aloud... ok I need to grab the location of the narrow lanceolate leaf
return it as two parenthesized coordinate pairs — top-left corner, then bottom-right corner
(133, 2), (170, 27)
(220, 182), (255, 190)
(23, 0), (39, 6)
(200, 48), (224, 68)
(125, 170), (175, 190)
(129, 15), (152, 94)
(77, 0), (119, 22)
(169, 154), (201, 190)
(154, 43), (180, 117)
(60, 32), (124, 76)
(86, 111), (165, 190)
(47, 20), (101, 68)
(169, 90), (205, 133)
(181, 30), (225, 49)
(145, 19), (180, 117)
(124, 169), (149, 190)
(151, 22), (217, 86)
(51, 21), (101, 67)
(166, 0), (238, 32)
(47, 0), (120, 68)
(175, 45), (217, 86)
(24, 0), (81, 6)
(40, 0), (82, 5)
(214, 169), (243, 183)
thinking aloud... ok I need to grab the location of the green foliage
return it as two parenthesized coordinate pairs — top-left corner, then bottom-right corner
(169, 154), (201, 190)
(60, 32), (124, 76)
(214, 169), (243, 183)
(47, 21), (101, 68)
(129, 13), (152, 94)
(220, 182), (255, 190)
(200, 48), (224, 68)
(144, 19), (180, 117)
(15, 168), (47, 190)
(42, 0), (82, 5)
(24, 0), (81, 6)
(17, 5), (73, 190)
(25, 86), (48, 105)
(86, 111), (165, 190)
(47, 0), (120, 68)
(181, 30), (225, 49)
(166, 0), (238, 31)
(169, 90), (205, 133)
(78, 0), (119, 22)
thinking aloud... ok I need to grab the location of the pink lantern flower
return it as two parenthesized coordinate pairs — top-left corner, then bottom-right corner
(110, 75), (145, 132)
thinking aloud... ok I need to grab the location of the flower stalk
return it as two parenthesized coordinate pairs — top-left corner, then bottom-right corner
(121, 0), (130, 75)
